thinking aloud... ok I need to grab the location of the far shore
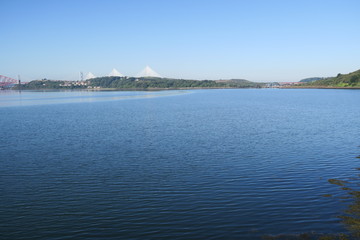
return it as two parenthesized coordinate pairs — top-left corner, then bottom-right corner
(9, 86), (360, 91)
(13, 87), (261, 91)
(279, 86), (360, 89)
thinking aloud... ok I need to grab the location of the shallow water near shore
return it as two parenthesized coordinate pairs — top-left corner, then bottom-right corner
(0, 89), (359, 239)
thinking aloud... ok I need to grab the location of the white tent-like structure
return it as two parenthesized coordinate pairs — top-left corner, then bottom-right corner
(108, 68), (123, 77)
(85, 72), (96, 80)
(136, 66), (162, 78)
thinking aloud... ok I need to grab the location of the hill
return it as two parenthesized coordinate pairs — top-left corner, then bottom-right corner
(299, 77), (323, 83)
(15, 77), (265, 90)
(17, 79), (86, 90)
(87, 77), (264, 89)
(305, 69), (360, 87)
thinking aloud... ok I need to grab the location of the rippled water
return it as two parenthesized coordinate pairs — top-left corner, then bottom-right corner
(0, 89), (359, 239)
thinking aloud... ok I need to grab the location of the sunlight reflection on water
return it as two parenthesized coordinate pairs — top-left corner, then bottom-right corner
(0, 90), (189, 107)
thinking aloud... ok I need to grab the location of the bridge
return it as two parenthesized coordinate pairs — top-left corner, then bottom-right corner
(0, 75), (18, 89)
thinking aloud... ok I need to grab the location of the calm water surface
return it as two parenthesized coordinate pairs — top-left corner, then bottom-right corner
(0, 89), (359, 239)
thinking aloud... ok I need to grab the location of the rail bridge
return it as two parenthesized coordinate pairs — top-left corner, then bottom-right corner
(0, 75), (18, 89)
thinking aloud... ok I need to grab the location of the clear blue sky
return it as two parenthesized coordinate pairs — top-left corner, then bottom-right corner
(1, 0), (359, 82)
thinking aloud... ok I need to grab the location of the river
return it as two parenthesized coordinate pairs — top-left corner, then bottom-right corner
(0, 89), (359, 239)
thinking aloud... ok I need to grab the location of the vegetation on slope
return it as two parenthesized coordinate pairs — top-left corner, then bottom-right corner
(305, 69), (360, 87)
(16, 80), (85, 90)
(14, 77), (265, 90)
(87, 76), (264, 89)
(299, 77), (324, 83)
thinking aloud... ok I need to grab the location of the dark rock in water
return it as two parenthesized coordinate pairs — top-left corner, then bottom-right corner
(328, 179), (348, 186)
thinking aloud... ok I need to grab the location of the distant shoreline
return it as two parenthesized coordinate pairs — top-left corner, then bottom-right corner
(87, 87), (262, 91)
(278, 86), (360, 89)
(9, 85), (360, 91)
(12, 87), (261, 91)
(8, 86), (360, 91)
